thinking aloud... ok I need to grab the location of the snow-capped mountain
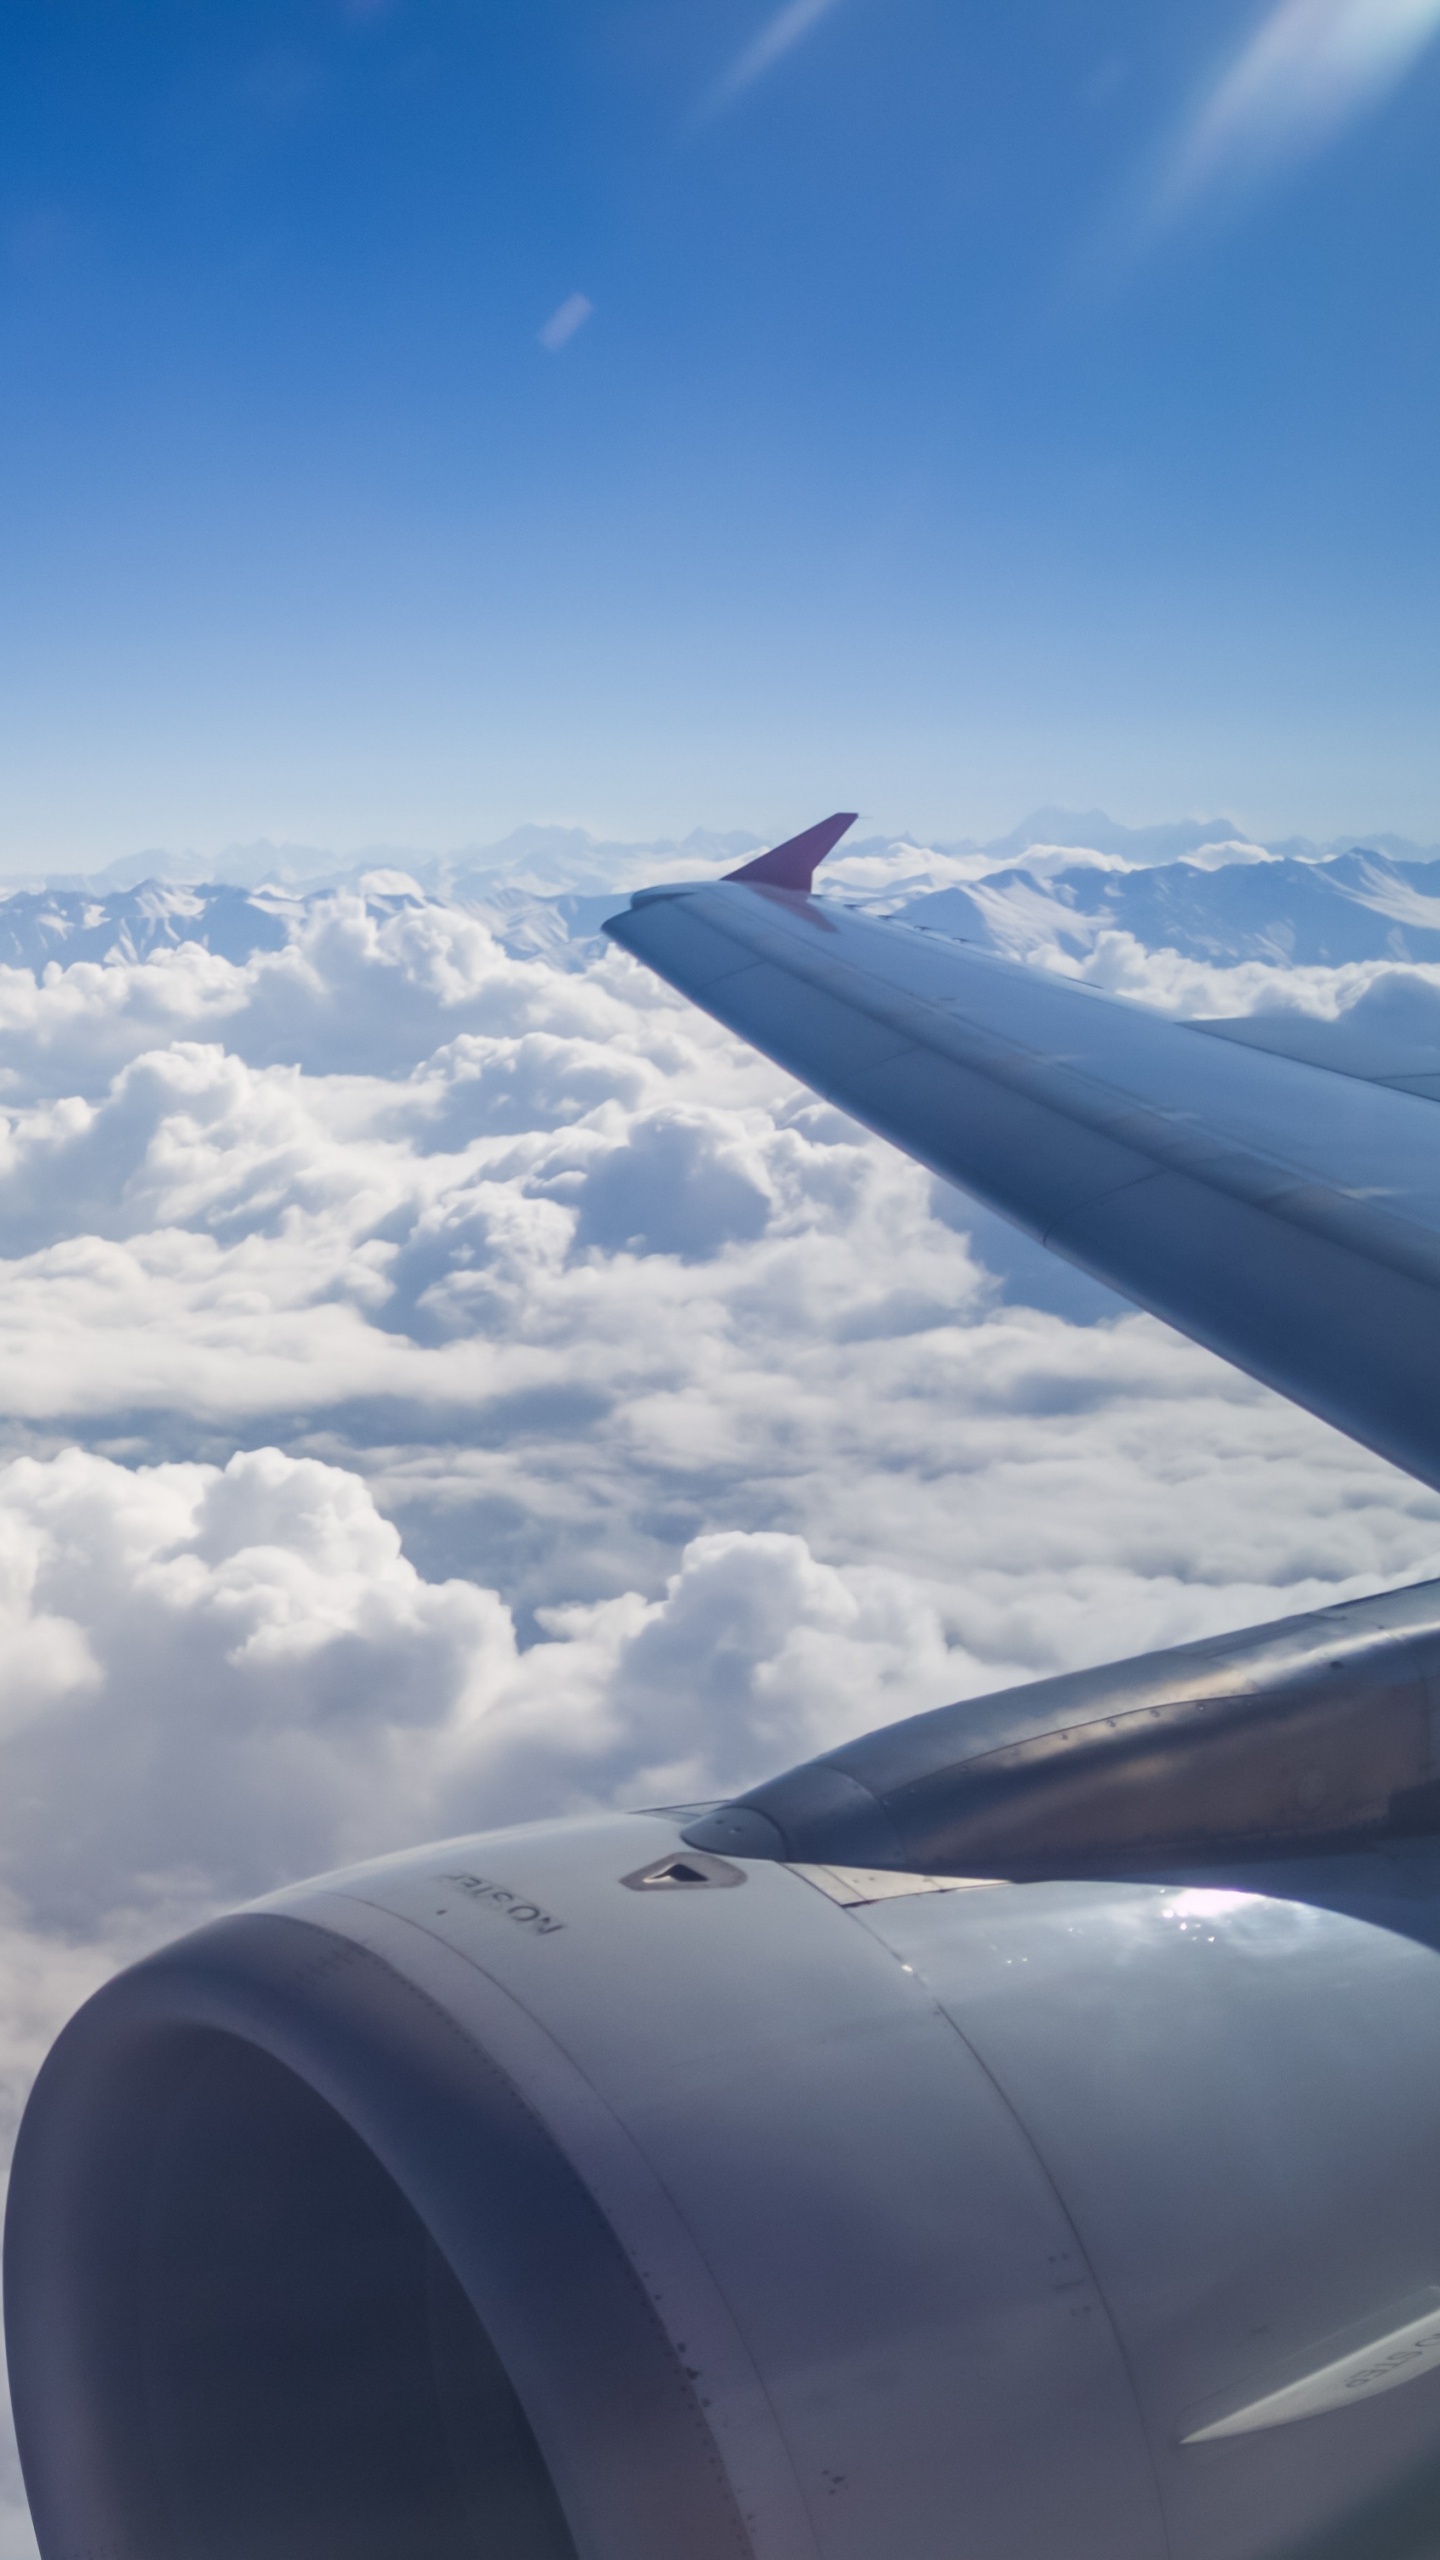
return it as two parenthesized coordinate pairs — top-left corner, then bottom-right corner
(889, 846), (1440, 970)
(5, 811), (1440, 981)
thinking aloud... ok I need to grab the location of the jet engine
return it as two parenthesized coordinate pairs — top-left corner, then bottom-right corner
(11, 1581), (1440, 2560)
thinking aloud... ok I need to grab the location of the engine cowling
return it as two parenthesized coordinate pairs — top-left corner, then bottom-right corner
(9, 1807), (1440, 2560)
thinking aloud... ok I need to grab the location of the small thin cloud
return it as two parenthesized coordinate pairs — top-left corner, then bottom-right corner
(1159, 0), (1440, 221)
(539, 292), (593, 353)
(707, 0), (845, 116)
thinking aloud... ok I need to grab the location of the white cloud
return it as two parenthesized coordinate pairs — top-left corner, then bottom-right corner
(1058, 931), (1440, 1021)
(0, 861), (1438, 2551)
(706, 0), (844, 114)
(1178, 839), (1279, 871)
(0, 1423), (1423, 1943)
(538, 292), (592, 352)
(1160, 0), (1440, 219)
(0, 1450), (980, 1927)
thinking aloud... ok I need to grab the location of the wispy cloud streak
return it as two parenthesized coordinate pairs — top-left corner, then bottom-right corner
(707, 0), (844, 115)
(1161, 0), (1440, 218)
(539, 292), (592, 351)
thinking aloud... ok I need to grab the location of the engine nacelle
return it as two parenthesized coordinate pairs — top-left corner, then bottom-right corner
(9, 1809), (1440, 2560)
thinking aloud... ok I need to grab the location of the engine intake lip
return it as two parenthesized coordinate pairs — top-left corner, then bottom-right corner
(3, 1909), (752, 2560)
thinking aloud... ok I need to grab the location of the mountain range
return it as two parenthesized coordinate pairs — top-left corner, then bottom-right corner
(5, 812), (1440, 980)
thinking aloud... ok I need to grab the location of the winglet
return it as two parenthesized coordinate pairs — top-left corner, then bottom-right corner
(724, 811), (858, 892)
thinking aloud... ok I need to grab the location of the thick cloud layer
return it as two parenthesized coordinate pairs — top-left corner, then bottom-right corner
(2, 853), (1440, 2547)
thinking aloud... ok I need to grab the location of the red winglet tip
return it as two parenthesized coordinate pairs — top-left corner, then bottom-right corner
(723, 811), (858, 892)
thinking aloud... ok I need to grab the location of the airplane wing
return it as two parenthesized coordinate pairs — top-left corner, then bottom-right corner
(604, 816), (1440, 1492)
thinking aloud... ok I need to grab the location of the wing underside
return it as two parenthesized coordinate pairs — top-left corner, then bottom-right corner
(606, 867), (1440, 1491)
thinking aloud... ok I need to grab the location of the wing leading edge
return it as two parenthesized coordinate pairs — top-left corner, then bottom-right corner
(604, 831), (1440, 1493)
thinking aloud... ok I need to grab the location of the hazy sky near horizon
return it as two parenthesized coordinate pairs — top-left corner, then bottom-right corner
(2, 0), (1440, 866)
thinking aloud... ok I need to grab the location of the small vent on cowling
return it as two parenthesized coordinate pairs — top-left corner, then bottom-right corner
(621, 1852), (747, 1892)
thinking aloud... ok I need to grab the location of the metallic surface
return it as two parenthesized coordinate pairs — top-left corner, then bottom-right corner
(605, 876), (1440, 1489)
(684, 1573), (1440, 1875)
(723, 811), (858, 890)
(16, 1812), (1440, 2559)
(1180, 2299), (1440, 2442)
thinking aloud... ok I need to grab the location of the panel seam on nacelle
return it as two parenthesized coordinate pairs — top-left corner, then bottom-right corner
(309, 1888), (824, 2560)
(849, 1907), (1178, 2560)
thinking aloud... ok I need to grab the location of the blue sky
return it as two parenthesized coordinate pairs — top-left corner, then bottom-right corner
(2, 0), (1439, 864)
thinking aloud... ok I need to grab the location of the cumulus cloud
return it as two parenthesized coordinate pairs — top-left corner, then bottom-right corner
(0, 871), (1431, 1691)
(0, 856), (1438, 2550)
(1056, 931), (1440, 1021)
(0, 1448), (989, 1931)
